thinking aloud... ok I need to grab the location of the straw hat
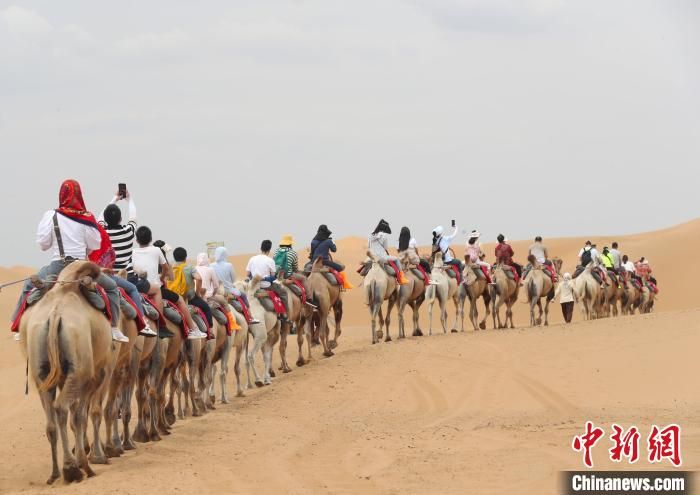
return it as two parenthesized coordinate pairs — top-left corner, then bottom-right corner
(279, 234), (294, 246)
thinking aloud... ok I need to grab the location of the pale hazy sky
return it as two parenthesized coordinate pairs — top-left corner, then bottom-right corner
(1, 0), (698, 266)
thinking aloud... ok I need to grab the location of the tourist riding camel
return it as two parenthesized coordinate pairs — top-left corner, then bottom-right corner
(367, 219), (409, 285)
(465, 230), (492, 284)
(610, 242), (622, 271)
(494, 234), (521, 282)
(274, 234), (318, 309)
(523, 236), (556, 283)
(11, 179), (127, 342)
(132, 226), (205, 339)
(309, 224), (353, 289)
(247, 240), (289, 321)
(397, 226), (434, 283)
(432, 221), (462, 283)
(99, 186), (156, 336)
(210, 246), (260, 324)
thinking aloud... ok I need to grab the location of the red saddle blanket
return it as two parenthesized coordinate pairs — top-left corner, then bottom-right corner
(118, 288), (145, 332)
(233, 295), (253, 323)
(290, 278), (307, 302)
(446, 264), (462, 284)
(329, 269), (343, 286)
(267, 290), (286, 315)
(11, 285), (111, 333)
(191, 305), (213, 338)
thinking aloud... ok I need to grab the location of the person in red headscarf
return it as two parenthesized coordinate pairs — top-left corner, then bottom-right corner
(11, 179), (130, 342)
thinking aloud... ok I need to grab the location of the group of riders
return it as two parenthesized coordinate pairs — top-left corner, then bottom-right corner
(10, 180), (660, 344)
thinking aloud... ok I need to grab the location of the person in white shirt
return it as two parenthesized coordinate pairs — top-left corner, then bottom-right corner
(432, 222), (462, 270)
(528, 236), (548, 264)
(246, 240), (288, 320)
(132, 226), (206, 339)
(622, 255), (636, 273)
(610, 242), (622, 271)
(12, 179), (128, 342)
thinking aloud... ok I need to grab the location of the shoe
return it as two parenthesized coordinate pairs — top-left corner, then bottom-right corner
(338, 271), (354, 290)
(398, 271), (410, 285)
(158, 327), (175, 339)
(428, 280), (439, 286)
(279, 314), (289, 322)
(248, 318), (261, 325)
(187, 328), (207, 340)
(112, 327), (130, 343)
(13, 333), (21, 341)
(305, 300), (319, 309)
(139, 325), (158, 337)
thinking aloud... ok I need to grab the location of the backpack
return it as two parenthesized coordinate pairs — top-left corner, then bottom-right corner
(580, 248), (592, 267)
(274, 248), (290, 277)
(167, 263), (188, 297)
(88, 223), (116, 268)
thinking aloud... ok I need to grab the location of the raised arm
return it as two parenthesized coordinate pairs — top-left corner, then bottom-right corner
(127, 193), (137, 224)
(444, 225), (459, 242)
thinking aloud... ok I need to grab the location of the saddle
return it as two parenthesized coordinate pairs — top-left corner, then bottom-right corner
(357, 260), (396, 278)
(287, 278), (307, 302)
(11, 275), (112, 332)
(208, 301), (229, 327)
(444, 264), (462, 284)
(255, 290), (286, 315)
(411, 267), (427, 282)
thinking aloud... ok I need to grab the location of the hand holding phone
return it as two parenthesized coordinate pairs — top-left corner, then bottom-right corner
(118, 183), (127, 199)
(451, 219), (456, 228)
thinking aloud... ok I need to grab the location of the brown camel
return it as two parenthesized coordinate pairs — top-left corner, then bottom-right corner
(364, 251), (399, 344)
(396, 252), (427, 338)
(458, 261), (491, 332)
(305, 257), (343, 358)
(20, 261), (116, 484)
(490, 263), (520, 329)
(277, 277), (312, 372)
(620, 270), (641, 315)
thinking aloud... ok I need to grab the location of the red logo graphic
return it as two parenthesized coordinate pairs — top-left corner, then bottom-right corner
(609, 424), (640, 464)
(572, 421), (605, 468)
(648, 424), (682, 467)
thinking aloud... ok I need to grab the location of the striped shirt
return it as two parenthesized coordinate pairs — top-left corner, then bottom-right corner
(273, 247), (299, 278)
(102, 222), (137, 273)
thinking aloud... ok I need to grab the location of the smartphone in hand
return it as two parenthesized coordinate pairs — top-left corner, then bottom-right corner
(118, 183), (127, 199)
(451, 219), (456, 227)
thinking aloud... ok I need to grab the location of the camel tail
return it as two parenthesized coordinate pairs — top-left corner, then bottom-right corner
(527, 279), (538, 303)
(40, 309), (63, 392)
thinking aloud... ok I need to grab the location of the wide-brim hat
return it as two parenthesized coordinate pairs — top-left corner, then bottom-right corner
(470, 230), (481, 238)
(280, 234), (294, 246)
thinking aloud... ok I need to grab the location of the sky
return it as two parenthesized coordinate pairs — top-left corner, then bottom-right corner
(1, 0), (698, 266)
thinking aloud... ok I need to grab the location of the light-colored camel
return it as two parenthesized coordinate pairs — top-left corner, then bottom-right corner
(490, 264), (520, 329)
(458, 262), (491, 332)
(620, 271), (641, 315)
(425, 253), (460, 335)
(305, 257), (343, 358)
(200, 316), (229, 410)
(209, 305), (251, 400)
(363, 251), (399, 344)
(20, 261), (116, 484)
(638, 285), (656, 314)
(522, 256), (557, 327)
(574, 265), (603, 320)
(396, 252), (427, 338)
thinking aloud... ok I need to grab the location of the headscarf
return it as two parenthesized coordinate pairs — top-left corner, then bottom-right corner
(563, 272), (572, 281)
(432, 226), (444, 247)
(56, 179), (98, 229)
(195, 253), (219, 297)
(213, 246), (228, 263)
(314, 224), (332, 242)
(398, 227), (411, 252)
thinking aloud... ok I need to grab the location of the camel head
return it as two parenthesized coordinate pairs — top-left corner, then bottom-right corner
(433, 252), (444, 269)
(234, 279), (251, 296)
(527, 254), (538, 267)
(552, 257), (563, 275)
(399, 251), (410, 267)
(366, 250), (379, 263)
(54, 261), (102, 292)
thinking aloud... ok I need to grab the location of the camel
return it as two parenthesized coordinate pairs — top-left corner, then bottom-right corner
(458, 261), (491, 332)
(490, 264), (520, 329)
(199, 314), (231, 410)
(620, 271), (641, 315)
(305, 257), (343, 358)
(396, 252), (427, 338)
(425, 253), (460, 335)
(573, 265), (603, 320)
(363, 251), (399, 344)
(20, 261), (116, 484)
(638, 285), (656, 314)
(522, 256), (557, 327)
(209, 305), (252, 400)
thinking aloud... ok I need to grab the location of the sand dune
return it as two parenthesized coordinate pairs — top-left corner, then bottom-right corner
(1, 220), (698, 493)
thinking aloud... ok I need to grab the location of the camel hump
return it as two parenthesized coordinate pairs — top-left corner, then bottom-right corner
(56, 261), (102, 285)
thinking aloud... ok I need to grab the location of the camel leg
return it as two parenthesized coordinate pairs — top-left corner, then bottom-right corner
(397, 298), (406, 339)
(544, 299), (550, 326)
(54, 388), (82, 482)
(279, 322), (292, 373)
(330, 298), (343, 349)
(385, 294), (396, 342)
(165, 365), (179, 425)
(120, 382), (136, 450)
(74, 398), (95, 479)
(132, 365), (149, 443)
(370, 300), (379, 344)
(40, 389), (61, 485)
(411, 300), (423, 337)
(296, 317), (307, 367)
(427, 292), (435, 336)
(440, 297), (448, 334)
(88, 369), (109, 464)
(247, 324), (266, 387)
(103, 368), (122, 458)
(507, 301), (515, 329)
(320, 310), (333, 358)
(262, 339), (274, 385)
(220, 338), (231, 403)
(479, 293), (491, 330)
(450, 294), (460, 333)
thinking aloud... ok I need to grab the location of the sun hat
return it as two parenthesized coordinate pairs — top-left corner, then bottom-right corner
(279, 234), (294, 246)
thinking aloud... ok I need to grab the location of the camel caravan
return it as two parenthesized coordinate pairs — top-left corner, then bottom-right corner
(10, 182), (659, 485)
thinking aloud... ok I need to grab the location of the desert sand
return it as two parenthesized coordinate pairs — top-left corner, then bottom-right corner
(1, 220), (698, 494)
